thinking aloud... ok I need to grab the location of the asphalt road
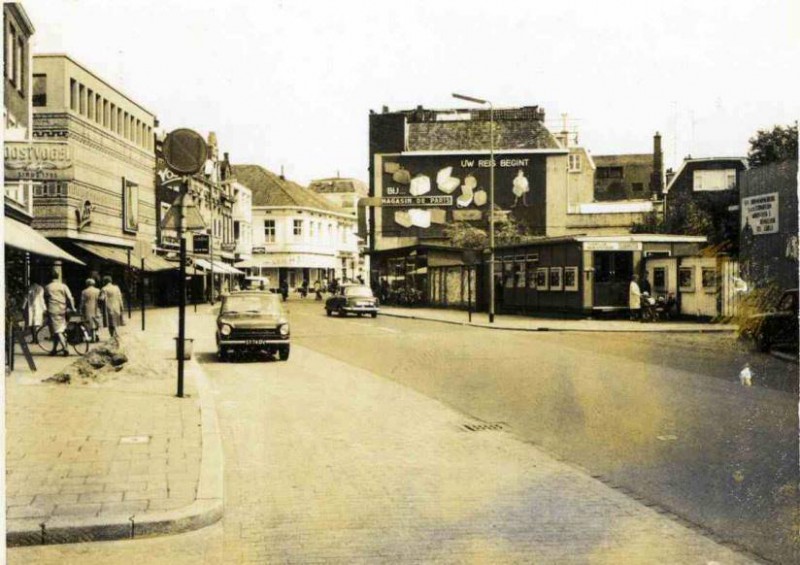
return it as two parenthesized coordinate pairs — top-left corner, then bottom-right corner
(288, 299), (799, 564)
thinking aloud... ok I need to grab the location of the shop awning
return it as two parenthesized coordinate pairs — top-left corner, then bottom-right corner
(75, 242), (177, 272)
(193, 258), (244, 275)
(4, 217), (85, 264)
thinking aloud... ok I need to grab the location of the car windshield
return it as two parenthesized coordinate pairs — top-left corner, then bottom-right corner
(222, 294), (283, 315)
(344, 286), (374, 298)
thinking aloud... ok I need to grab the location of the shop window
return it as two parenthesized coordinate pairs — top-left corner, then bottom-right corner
(653, 267), (667, 292)
(678, 267), (694, 292)
(564, 267), (579, 292)
(536, 268), (549, 291)
(32, 74), (46, 107)
(701, 268), (717, 292)
(549, 267), (563, 291)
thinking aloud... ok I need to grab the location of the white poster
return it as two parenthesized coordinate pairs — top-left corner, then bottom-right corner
(741, 192), (779, 235)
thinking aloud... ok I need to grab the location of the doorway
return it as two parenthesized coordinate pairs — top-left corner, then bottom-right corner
(593, 251), (633, 308)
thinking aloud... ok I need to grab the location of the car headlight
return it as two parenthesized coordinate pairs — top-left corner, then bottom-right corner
(220, 324), (232, 336)
(278, 323), (290, 336)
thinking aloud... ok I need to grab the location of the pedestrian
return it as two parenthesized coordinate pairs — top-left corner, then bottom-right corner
(99, 275), (125, 338)
(629, 274), (642, 321)
(279, 280), (289, 302)
(22, 278), (46, 344)
(380, 278), (390, 303)
(314, 279), (323, 301)
(80, 278), (102, 342)
(44, 270), (75, 356)
(301, 279), (309, 298)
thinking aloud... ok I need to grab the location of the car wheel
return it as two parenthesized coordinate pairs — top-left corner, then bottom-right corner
(371, 312), (378, 318)
(338, 308), (346, 317)
(278, 346), (290, 361)
(326, 308), (332, 316)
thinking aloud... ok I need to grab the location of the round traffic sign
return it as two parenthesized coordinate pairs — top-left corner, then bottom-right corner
(162, 128), (208, 175)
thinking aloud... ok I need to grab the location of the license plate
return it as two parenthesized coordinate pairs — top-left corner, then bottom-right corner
(357, 302), (371, 307)
(245, 339), (269, 345)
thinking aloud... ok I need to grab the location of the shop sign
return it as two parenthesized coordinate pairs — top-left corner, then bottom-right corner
(4, 141), (73, 180)
(75, 200), (94, 231)
(193, 233), (210, 254)
(583, 241), (642, 251)
(221, 242), (237, 252)
(742, 192), (778, 235)
(252, 246), (266, 254)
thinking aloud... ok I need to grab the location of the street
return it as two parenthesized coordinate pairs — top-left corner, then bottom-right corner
(10, 300), (797, 564)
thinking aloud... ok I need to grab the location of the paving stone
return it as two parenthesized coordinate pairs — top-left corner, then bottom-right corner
(78, 491), (124, 504)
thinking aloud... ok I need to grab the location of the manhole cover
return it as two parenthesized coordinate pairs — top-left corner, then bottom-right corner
(462, 422), (507, 432)
(120, 435), (150, 445)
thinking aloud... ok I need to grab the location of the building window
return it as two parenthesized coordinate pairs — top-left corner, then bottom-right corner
(597, 167), (623, 180)
(87, 88), (94, 118)
(568, 154), (581, 172)
(70, 79), (77, 111)
(4, 25), (11, 81)
(632, 182), (644, 192)
(79, 84), (86, 115)
(293, 219), (303, 237)
(122, 178), (139, 233)
(264, 219), (276, 242)
(32, 74), (47, 106)
(678, 267), (694, 292)
(653, 267), (667, 292)
(701, 268), (718, 291)
(15, 36), (23, 91)
(693, 169), (737, 191)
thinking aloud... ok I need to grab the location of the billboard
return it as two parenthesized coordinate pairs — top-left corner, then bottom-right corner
(376, 152), (548, 238)
(741, 192), (779, 235)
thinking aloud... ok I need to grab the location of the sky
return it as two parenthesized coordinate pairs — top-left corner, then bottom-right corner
(22, 0), (800, 185)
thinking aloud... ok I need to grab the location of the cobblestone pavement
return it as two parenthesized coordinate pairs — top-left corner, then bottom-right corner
(9, 304), (759, 564)
(5, 308), (203, 545)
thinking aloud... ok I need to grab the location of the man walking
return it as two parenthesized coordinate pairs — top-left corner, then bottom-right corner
(99, 275), (124, 338)
(23, 278), (46, 344)
(44, 270), (75, 356)
(80, 278), (102, 342)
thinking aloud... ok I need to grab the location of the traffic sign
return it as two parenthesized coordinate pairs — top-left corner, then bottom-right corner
(162, 128), (207, 175)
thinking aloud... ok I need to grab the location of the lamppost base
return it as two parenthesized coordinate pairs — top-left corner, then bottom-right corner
(489, 313), (495, 323)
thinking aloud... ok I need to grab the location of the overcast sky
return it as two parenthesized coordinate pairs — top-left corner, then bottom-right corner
(23, 0), (800, 185)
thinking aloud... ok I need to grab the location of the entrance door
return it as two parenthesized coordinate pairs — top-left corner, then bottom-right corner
(593, 251), (633, 308)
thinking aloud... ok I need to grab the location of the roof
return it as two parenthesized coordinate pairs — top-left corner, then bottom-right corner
(232, 165), (340, 212)
(308, 177), (368, 196)
(407, 119), (560, 151)
(664, 157), (748, 193)
(592, 154), (653, 168)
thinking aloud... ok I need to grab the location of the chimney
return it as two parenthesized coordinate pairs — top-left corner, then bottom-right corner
(280, 164), (285, 180)
(651, 131), (664, 195)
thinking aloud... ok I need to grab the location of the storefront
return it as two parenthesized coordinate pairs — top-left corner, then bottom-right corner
(494, 234), (706, 315)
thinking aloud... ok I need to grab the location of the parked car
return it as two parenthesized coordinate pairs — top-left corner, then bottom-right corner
(325, 284), (379, 318)
(216, 291), (291, 361)
(748, 289), (798, 353)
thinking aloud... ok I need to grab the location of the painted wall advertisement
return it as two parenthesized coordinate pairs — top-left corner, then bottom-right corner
(377, 153), (547, 237)
(4, 141), (73, 180)
(741, 192), (778, 235)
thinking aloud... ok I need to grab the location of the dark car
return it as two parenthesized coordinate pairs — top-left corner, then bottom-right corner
(325, 284), (379, 318)
(216, 291), (291, 361)
(749, 289), (798, 353)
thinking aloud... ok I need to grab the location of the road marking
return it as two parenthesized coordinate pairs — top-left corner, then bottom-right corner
(375, 326), (400, 334)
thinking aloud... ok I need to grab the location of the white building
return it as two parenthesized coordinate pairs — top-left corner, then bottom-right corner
(232, 165), (359, 290)
(232, 179), (252, 262)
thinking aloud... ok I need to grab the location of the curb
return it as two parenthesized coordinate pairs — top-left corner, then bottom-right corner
(6, 357), (224, 547)
(379, 311), (737, 333)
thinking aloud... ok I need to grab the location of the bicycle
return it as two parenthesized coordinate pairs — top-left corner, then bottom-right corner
(26, 313), (92, 356)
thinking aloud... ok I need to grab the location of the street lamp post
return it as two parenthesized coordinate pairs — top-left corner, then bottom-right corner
(452, 92), (495, 323)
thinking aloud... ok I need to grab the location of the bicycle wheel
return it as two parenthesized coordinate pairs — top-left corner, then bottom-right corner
(71, 333), (90, 355)
(35, 324), (55, 353)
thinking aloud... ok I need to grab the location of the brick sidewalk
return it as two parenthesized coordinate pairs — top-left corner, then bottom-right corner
(5, 307), (222, 545)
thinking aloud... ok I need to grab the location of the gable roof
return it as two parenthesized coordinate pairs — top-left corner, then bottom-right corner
(664, 157), (748, 193)
(232, 165), (340, 212)
(592, 154), (653, 168)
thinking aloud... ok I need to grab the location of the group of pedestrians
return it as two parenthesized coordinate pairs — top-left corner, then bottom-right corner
(22, 270), (125, 356)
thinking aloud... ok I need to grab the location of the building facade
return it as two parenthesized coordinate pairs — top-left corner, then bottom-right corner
(24, 53), (167, 302)
(233, 165), (359, 290)
(154, 132), (238, 303)
(232, 179), (253, 263)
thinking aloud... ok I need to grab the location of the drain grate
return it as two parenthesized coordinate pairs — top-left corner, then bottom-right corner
(462, 422), (507, 432)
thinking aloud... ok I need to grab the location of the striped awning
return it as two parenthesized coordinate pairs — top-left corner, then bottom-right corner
(4, 218), (85, 264)
(74, 242), (177, 272)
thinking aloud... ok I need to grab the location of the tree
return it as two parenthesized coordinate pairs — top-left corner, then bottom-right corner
(747, 123), (798, 168)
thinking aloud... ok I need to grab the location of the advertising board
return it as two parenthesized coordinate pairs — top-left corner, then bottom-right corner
(376, 152), (547, 238)
(741, 192), (779, 235)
